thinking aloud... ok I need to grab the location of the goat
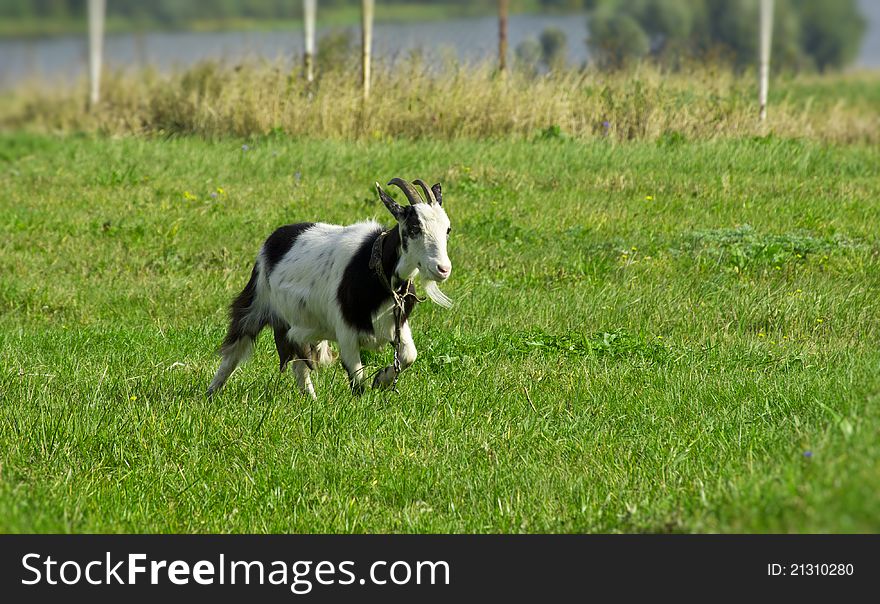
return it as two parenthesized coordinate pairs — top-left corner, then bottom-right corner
(207, 178), (453, 399)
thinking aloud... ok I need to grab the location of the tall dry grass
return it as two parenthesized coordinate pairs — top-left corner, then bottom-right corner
(1, 57), (877, 143)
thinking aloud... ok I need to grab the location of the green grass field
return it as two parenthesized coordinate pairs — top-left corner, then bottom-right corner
(1, 132), (878, 532)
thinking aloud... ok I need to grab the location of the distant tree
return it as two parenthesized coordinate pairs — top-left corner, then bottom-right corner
(586, 0), (866, 71)
(766, 1), (809, 71)
(588, 9), (650, 68)
(798, 0), (866, 71)
(0, 0), (35, 17)
(539, 26), (568, 69)
(317, 29), (357, 74)
(641, 0), (693, 56)
(515, 37), (542, 75)
(705, 0), (759, 66)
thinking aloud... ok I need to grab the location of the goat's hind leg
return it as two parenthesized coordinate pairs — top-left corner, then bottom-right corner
(274, 323), (307, 373)
(207, 336), (255, 397)
(207, 262), (263, 397)
(311, 340), (335, 366)
(274, 324), (317, 399)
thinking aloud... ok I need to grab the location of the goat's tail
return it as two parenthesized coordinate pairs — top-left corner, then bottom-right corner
(207, 262), (268, 396)
(220, 263), (266, 352)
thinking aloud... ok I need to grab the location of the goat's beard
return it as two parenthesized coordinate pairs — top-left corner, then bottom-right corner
(422, 277), (453, 309)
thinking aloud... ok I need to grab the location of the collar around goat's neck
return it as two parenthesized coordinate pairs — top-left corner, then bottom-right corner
(369, 225), (404, 294)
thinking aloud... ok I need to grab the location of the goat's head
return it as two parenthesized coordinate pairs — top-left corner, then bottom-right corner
(376, 178), (453, 307)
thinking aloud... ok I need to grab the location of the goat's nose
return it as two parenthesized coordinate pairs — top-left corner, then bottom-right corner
(436, 264), (451, 277)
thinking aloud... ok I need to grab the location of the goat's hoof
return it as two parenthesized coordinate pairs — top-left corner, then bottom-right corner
(350, 382), (366, 396)
(300, 389), (317, 401)
(372, 367), (396, 390)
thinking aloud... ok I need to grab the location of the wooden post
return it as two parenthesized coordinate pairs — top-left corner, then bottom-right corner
(498, 0), (509, 72)
(759, 0), (774, 121)
(304, 0), (316, 83)
(361, 0), (374, 100)
(88, 0), (105, 107)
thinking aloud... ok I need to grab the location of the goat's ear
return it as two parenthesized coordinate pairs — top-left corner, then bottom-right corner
(431, 183), (442, 206)
(376, 183), (405, 221)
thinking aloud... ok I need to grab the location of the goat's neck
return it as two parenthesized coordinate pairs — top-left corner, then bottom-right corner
(381, 225), (417, 288)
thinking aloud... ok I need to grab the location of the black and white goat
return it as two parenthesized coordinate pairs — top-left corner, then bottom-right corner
(207, 178), (453, 398)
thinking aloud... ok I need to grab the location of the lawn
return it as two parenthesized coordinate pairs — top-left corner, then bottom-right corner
(0, 133), (878, 532)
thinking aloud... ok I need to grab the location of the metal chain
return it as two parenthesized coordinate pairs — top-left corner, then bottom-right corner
(391, 300), (404, 391)
(370, 228), (422, 390)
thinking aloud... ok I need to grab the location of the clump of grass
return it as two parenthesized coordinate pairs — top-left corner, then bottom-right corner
(2, 58), (877, 143)
(419, 329), (671, 371)
(512, 329), (670, 363)
(680, 225), (864, 272)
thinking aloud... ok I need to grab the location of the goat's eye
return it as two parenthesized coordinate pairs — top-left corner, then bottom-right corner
(409, 226), (421, 237)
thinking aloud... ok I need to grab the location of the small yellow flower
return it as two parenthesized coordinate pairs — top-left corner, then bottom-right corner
(216, 187), (226, 195)
(816, 318), (824, 323)
(183, 191), (197, 201)
(130, 395), (137, 401)
(645, 195), (654, 201)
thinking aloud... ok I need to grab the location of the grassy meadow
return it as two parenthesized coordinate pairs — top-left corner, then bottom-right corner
(2, 132), (879, 533)
(1, 64), (879, 532)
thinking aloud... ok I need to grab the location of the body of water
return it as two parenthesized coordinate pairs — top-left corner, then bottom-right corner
(2, 2), (879, 89)
(0, 14), (590, 88)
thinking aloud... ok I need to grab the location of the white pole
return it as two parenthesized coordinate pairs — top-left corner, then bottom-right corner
(498, 0), (509, 72)
(759, 0), (774, 121)
(88, 0), (105, 107)
(361, 0), (374, 101)
(304, 0), (316, 83)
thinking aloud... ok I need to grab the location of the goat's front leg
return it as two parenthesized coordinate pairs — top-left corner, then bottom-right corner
(373, 321), (417, 390)
(337, 330), (366, 394)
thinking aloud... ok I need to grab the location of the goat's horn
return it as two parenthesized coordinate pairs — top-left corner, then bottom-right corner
(412, 179), (437, 205)
(387, 178), (424, 205)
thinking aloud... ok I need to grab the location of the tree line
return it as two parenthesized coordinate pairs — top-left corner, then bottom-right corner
(585, 0), (866, 71)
